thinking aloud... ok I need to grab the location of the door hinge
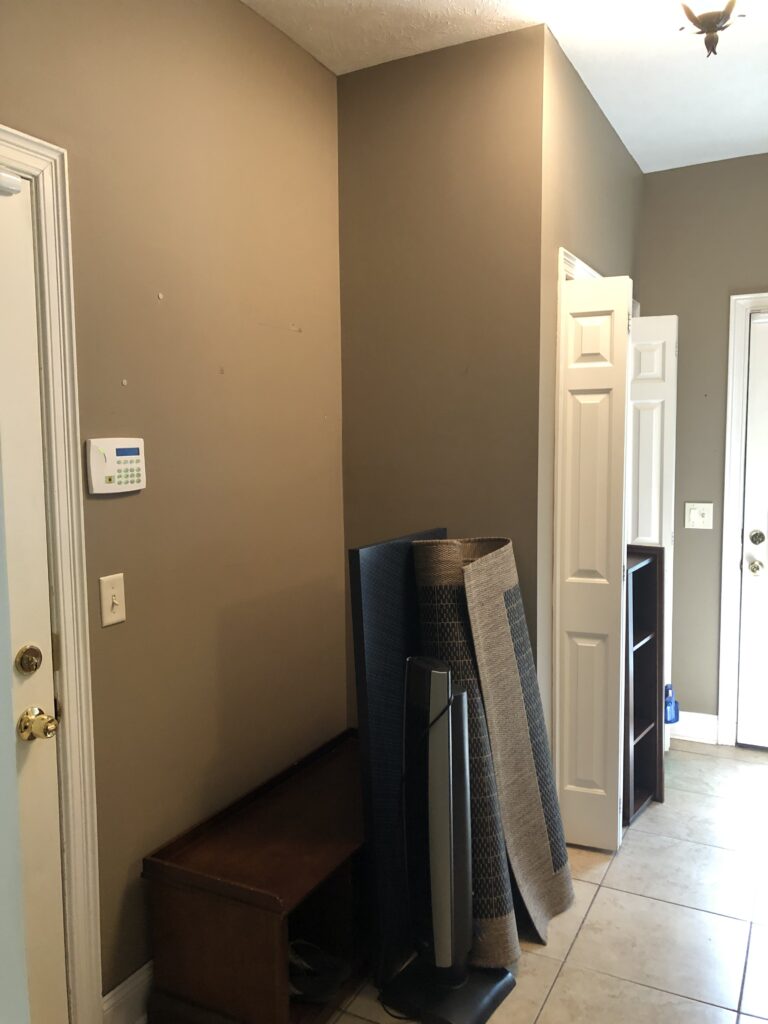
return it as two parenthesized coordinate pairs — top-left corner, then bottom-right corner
(622, 563), (627, 584)
(628, 314), (632, 334)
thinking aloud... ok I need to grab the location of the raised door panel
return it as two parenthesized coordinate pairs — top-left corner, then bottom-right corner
(628, 316), (678, 698)
(555, 276), (632, 851)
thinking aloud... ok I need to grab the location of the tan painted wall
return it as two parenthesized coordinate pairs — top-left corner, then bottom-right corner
(537, 32), (642, 726)
(339, 28), (546, 626)
(0, 0), (345, 992)
(634, 154), (768, 716)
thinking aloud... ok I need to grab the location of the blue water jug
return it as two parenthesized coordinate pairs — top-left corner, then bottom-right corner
(664, 684), (680, 725)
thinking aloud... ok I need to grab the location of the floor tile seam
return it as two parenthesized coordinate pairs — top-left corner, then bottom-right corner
(530, 949), (567, 1024)
(627, 821), (756, 854)
(738, 923), (754, 1016)
(558, 959), (742, 1013)
(670, 747), (768, 768)
(630, 823), (742, 853)
(664, 780), (751, 800)
(531, 880), (602, 1024)
(599, 881), (757, 924)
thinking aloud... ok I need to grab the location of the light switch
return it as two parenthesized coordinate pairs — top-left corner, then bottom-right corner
(685, 502), (714, 530)
(99, 573), (126, 626)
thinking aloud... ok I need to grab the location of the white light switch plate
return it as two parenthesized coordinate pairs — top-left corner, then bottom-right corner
(99, 573), (126, 626)
(685, 502), (714, 530)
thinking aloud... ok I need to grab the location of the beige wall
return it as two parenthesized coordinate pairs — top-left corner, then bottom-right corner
(339, 27), (546, 625)
(537, 32), (643, 725)
(0, 0), (345, 992)
(634, 154), (768, 716)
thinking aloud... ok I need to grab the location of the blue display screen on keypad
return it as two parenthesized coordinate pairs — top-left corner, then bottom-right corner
(116, 447), (140, 456)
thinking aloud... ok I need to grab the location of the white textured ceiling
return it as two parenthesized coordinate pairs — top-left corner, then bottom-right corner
(242, 0), (536, 76)
(241, 0), (768, 172)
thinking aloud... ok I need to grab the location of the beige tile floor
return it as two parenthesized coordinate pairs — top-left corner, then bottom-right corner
(332, 739), (768, 1024)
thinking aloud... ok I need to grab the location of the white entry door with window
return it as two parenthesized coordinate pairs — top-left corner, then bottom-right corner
(737, 314), (768, 748)
(1, 178), (70, 1022)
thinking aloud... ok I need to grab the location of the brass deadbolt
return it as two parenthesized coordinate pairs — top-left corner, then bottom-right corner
(15, 644), (43, 675)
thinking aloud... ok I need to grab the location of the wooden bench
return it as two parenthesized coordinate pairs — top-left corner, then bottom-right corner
(143, 732), (366, 1023)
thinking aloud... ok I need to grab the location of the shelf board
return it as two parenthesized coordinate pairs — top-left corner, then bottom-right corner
(632, 786), (654, 821)
(633, 720), (656, 745)
(627, 553), (654, 574)
(633, 631), (656, 653)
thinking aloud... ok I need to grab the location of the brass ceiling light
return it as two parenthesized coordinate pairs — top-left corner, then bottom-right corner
(680, 0), (746, 56)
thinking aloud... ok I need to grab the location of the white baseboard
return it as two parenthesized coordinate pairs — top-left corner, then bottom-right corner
(670, 711), (719, 745)
(103, 961), (152, 1024)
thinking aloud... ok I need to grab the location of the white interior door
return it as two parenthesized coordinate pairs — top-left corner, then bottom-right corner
(1, 179), (69, 1022)
(0, 487), (30, 1024)
(554, 275), (632, 852)
(627, 316), (678, 706)
(736, 314), (768, 748)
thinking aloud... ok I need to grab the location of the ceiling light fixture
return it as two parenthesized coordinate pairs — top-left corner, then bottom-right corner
(680, 0), (746, 56)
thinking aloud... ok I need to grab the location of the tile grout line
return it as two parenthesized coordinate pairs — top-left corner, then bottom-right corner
(531, 871), (602, 1024)
(737, 922), (753, 1017)
(626, 820), (755, 854)
(670, 743), (768, 767)
(631, 822), (749, 855)
(599, 880), (760, 925)
(557, 957), (745, 1014)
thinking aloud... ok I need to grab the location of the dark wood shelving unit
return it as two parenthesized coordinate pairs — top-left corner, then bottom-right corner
(623, 546), (665, 826)
(143, 732), (366, 1024)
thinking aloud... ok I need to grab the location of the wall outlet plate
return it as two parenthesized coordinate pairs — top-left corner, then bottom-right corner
(685, 502), (714, 530)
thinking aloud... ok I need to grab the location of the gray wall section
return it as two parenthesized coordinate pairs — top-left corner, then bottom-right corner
(339, 27), (546, 631)
(634, 154), (768, 716)
(0, 0), (345, 991)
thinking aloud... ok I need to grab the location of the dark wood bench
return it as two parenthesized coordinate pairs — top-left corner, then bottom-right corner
(143, 731), (366, 1023)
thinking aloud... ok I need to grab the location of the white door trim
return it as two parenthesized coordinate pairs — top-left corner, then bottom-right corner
(719, 293), (768, 747)
(0, 123), (102, 1022)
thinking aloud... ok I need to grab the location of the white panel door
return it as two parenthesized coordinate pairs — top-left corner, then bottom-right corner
(554, 275), (632, 852)
(627, 315), (678, 699)
(737, 315), (768, 748)
(1, 181), (69, 1021)
(0, 494), (30, 1024)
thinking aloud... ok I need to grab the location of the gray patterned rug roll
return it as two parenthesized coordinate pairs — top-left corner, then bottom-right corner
(413, 537), (573, 965)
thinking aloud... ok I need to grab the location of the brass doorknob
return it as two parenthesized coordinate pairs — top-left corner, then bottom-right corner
(749, 559), (764, 576)
(15, 644), (43, 674)
(17, 707), (59, 741)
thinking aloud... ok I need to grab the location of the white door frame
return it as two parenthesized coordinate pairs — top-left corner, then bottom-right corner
(719, 293), (768, 746)
(0, 124), (102, 1022)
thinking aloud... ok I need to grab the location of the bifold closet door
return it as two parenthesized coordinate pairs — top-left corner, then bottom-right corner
(627, 315), (678, 701)
(554, 276), (632, 852)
